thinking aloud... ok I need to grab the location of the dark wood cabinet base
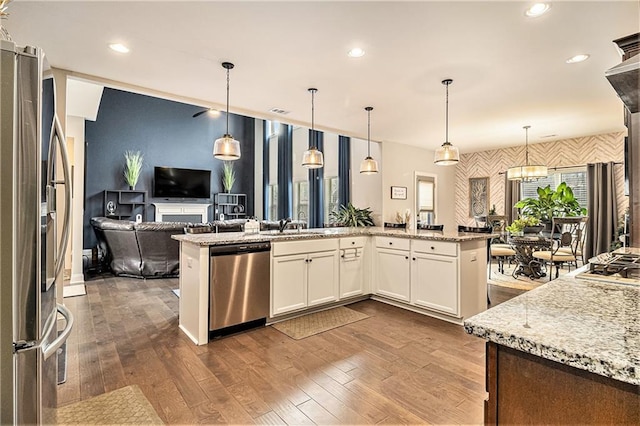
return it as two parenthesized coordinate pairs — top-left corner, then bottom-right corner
(485, 342), (639, 424)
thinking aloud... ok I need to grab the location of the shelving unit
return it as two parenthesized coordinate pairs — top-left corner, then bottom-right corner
(103, 190), (148, 220)
(214, 193), (247, 219)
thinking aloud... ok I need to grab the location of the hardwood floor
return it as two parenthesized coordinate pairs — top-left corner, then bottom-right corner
(60, 276), (523, 424)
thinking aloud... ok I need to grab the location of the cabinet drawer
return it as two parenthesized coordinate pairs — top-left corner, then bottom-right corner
(272, 238), (339, 257)
(412, 240), (458, 257)
(375, 236), (410, 251)
(340, 236), (367, 249)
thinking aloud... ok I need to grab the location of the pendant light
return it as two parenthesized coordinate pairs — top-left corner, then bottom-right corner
(360, 106), (379, 174)
(506, 125), (548, 181)
(213, 62), (241, 161)
(434, 79), (460, 165)
(302, 88), (324, 168)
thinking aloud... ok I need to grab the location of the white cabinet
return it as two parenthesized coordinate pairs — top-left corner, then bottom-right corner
(375, 237), (411, 302)
(411, 252), (458, 315)
(308, 251), (339, 306)
(339, 237), (367, 299)
(272, 254), (308, 316)
(271, 239), (339, 316)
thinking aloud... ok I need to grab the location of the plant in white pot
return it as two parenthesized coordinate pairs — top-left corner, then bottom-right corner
(123, 150), (143, 190)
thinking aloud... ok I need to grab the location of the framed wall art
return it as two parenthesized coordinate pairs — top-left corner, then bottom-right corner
(469, 177), (489, 217)
(390, 186), (407, 200)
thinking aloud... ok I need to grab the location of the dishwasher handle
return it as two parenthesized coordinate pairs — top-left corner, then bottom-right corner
(210, 241), (271, 256)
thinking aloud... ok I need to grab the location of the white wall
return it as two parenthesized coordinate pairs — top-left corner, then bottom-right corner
(351, 137), (383, 225)
(381, 141), (457, 232)
(66, 116), (86, 284)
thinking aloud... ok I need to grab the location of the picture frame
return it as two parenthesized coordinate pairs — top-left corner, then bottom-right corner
(390, 186), (407, 200)
(469, 177), (490, 217)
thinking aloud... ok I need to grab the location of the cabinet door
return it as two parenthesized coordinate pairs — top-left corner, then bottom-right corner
(375, 248), (410, 302)
(340, 247), (365, 298)
(411, 252), (458, 315)
(307, 250), (339, 307)
(272, 254), (308, 316)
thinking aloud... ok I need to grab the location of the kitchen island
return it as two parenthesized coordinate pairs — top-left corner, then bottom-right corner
(173, 227), (494, 345)
(464, 271), (639, 424)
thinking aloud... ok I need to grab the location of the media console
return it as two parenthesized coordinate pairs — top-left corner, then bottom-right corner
(153, 203), (210, 223)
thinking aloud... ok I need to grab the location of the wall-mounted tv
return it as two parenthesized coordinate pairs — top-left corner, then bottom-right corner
(153, 166), (211, 199)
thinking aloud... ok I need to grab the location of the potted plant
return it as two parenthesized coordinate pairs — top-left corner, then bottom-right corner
(506, 216), (542, 235)
(514, 182), (587, 224)
(330, 203), (375, 227)
(222, 161), (235, 193)
(123, 150), (143, 190)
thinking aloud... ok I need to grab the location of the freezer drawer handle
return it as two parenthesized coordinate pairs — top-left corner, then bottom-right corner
(43, 304), (74, 361)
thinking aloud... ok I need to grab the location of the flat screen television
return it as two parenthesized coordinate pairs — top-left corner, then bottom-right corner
(153, 167), (211, 199)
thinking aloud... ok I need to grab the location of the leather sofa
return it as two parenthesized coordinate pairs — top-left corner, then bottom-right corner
(90, 217), (309, 278)
(91, 217), (190, 278)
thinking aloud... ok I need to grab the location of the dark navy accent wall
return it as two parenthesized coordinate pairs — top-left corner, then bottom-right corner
(277, 124), (293, 219)
(338, 136), (350, 208)
(83, 88), (255, 249)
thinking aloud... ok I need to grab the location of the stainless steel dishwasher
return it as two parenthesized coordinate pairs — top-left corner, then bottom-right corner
(209, 241), (271, 332)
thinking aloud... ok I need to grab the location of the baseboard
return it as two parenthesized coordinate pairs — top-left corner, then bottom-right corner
(370, 295), (464, 326)
(70, 274), (85, 285)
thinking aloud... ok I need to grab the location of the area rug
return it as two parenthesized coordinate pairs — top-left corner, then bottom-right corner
(272, 306), (369, 340)
(488, 263), (570, 291)
(56, 385), (163, 425)
(63, 284), (86, 298)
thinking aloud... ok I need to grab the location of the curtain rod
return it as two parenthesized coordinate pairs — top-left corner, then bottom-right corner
(497, 162), (623, 175)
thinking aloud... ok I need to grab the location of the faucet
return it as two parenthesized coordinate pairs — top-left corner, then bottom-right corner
(278, 217), (292, 233)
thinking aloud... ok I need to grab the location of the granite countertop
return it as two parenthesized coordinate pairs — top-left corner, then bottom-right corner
(464, 274), (640, 385)
(172, 226), (498, 246)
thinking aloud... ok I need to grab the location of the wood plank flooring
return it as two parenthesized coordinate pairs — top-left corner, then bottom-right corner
(60, 277), (522, 424)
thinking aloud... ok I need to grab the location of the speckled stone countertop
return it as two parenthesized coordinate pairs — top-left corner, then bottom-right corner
(172, 226), (497, 246)
(464, 274), (640, 385)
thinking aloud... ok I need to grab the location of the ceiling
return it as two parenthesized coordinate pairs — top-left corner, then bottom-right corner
(5, 1), (639, 153)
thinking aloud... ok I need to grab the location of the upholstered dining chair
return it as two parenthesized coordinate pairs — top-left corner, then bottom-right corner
(556, 216), (589, 266)
(487, 216), (516, 277)
(531, 217), (587, 280)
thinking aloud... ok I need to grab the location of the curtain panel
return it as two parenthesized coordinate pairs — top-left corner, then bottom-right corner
(504, 175), (521, 225)
(585, 162), (618, 259)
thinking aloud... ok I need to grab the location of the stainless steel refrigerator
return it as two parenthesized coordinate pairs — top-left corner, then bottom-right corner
(0, 38), (74, 424)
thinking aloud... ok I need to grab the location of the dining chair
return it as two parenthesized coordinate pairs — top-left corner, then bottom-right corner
(556, 216), (589, 266)
(531, 217), (587, 280)
(487, 216), (515, 276)
(418, 224), (444, 231)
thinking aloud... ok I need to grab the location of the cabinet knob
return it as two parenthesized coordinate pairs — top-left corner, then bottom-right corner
(412, 257), (416, 261)
(341, 255), (345, 258)
(309, 259), (313, 263)
(389, 242), (393, 245)
(405, 256), (409, 260)
(352, 241), (355, 245)
(431, 246), (435, 250)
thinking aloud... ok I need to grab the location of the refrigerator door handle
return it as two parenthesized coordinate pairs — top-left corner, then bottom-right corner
(51, 114), (72, 279)
(42, 304), (74, 361)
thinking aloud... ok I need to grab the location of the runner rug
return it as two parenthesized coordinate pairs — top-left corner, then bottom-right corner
(56, 385), (163, 425)
(272, 306), (369, 340)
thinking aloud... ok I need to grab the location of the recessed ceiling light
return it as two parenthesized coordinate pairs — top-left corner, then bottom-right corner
(269, 107), (290, 115)
(109, 43), (130, 53)
(348, 47), (365, 58)
(207, 109), (221, 117)
(566, 54), (590, 64)
(525, 3), (550, 17)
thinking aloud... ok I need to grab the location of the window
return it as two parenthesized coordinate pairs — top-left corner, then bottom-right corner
(520, 167), (587, 208)
(416, 175), (436, 224)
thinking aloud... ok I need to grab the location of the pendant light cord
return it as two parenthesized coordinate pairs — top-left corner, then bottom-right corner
(225, 66), (230, 134)
(524, 125), (530, 166)
(367, 109), (371, 157)
(445, 83), (449, 144)
(309, 88), (317, 149)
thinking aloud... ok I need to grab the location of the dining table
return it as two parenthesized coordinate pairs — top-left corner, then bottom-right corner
(508, 235), (554, 279)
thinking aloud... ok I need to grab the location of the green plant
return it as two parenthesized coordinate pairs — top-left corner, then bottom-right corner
(514, 182), (587, 222)
(488, 204), (497, 215)
(222, 161), (235, 192)
(330, 203), (375, 227)
(506, 216), (541, 234)
(123, 150), (143, 189)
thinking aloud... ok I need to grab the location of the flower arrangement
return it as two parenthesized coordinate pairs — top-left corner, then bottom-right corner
(123, 150), (143, 189)
(506, 216), (540, 234)
(330, 203), (375, 227)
